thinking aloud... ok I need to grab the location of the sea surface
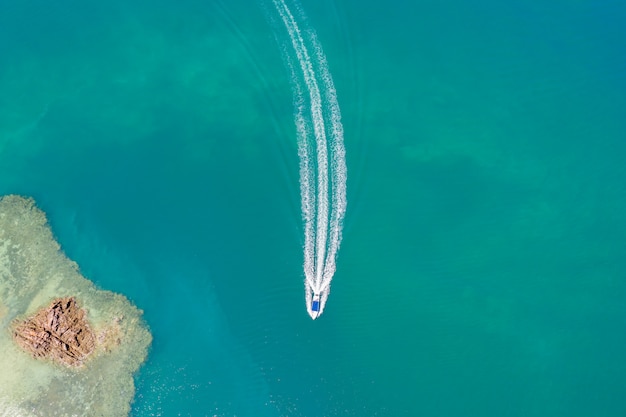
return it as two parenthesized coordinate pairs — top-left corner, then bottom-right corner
(1, 0), (626, 416)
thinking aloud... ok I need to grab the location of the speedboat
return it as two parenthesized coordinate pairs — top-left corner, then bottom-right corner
(310, 293), (321, 319)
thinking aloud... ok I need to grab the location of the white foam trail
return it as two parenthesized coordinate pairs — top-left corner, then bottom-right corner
(287, 55), (316, 290)
(272, 0), (346, 319)
(310, 32), (347, 292)
(275, 0), (330, 287)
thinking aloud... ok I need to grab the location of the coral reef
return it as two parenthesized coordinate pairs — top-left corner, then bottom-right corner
(0, 195), (152, 417)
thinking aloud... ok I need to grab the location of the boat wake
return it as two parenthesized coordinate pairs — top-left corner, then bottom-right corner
(271, 0), (347, 319)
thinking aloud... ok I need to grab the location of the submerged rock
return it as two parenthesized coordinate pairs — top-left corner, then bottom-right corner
(13, 297), (96, 367)
(0, 195), (152, 417)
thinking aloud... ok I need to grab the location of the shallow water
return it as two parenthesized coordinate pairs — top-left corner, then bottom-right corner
(1, 0), (626, 415)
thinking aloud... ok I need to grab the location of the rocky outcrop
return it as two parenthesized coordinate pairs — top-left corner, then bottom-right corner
(13, 297), (96, 367)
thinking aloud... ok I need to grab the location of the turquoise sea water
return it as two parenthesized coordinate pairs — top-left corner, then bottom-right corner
(1, 0), (626, 416)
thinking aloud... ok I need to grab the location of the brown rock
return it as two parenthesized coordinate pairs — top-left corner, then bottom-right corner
(13, 297), (96, 367)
